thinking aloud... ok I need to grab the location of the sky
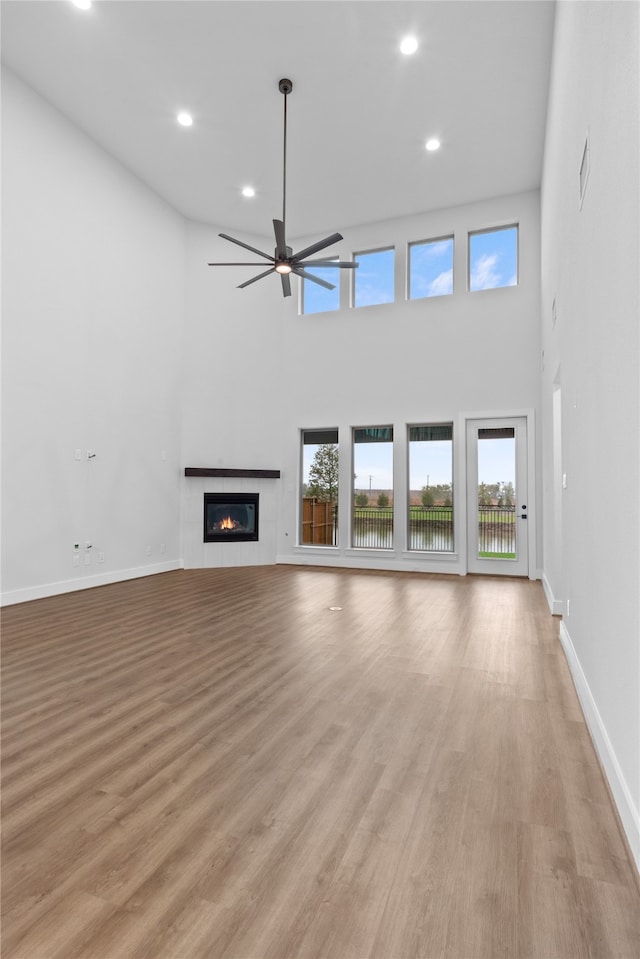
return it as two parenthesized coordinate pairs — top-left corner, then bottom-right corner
(304, 436), (516, 494)
(469, 227), (518, 291)
(409, 238), (453, 299)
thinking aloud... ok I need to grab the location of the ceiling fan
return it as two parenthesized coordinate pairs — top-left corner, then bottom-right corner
(208, 78), (358, 297)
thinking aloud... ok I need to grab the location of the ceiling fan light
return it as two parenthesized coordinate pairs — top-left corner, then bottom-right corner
(275, 262), (292, 275)
(400, 36), (418, 55)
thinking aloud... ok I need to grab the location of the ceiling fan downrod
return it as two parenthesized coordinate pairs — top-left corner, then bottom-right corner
(207, 76), (358, 298)
(279, 78), (292, 231)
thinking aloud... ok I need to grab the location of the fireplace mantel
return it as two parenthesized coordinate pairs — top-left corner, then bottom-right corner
(184, 468), (280, 479)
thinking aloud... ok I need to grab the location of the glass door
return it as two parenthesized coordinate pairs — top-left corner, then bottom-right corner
(466, 417), (529, 575)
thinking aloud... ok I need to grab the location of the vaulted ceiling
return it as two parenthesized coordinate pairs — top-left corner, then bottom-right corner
(1, 0), (555, 238)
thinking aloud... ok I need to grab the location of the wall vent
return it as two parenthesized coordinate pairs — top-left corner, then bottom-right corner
(579, 132), (590, 208)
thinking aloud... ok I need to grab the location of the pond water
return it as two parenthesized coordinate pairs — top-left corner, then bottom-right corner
(351, 524), (515, 555)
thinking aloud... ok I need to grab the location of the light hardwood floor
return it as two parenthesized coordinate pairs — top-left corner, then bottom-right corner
(2, 567), (639, 959)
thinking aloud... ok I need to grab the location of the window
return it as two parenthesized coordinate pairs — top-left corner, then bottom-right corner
(408, 425), (454, 551)
(408, 236), (454, 299)
(301, 429), (338, 545)
(469, 225), (518, 291)
(301, 261), (340, 315)
(353, 248), (394, 307)
(352, 427), (393, 548)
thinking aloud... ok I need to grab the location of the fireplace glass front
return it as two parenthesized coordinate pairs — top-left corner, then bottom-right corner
(204, 493), (259, 543)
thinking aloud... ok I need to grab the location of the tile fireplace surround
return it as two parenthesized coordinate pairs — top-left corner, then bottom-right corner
(182, 469), (280, 568)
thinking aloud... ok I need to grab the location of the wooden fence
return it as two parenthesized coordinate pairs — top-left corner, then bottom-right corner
(302, 498), (336, 545)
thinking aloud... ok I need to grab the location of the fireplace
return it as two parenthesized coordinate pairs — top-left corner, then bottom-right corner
(204, 493), (259, 543)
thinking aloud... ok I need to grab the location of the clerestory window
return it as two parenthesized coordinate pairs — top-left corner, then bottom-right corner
(469, 225), (518, 291)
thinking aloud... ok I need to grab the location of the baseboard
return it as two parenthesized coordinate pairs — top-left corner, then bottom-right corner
(542, 571), (564, 615)
(559, 620), (640, 873)
(1, 559), (184, 607)
(277, 552), (464, 576)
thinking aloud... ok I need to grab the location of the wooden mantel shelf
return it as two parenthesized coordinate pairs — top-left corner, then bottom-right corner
(184, 468), (280, 479)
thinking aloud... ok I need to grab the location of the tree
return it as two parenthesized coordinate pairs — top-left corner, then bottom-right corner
(377, 492), (390, 508)
(478, 482), (492, 506)
(307, 444), (338, 502)
(354, 492), (369, 507)
(421, 486), (435, 507)
(499, 481), (515, 507)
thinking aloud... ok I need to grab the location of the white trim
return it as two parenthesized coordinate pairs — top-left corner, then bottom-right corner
(463, 411), (534, 578)
(1, 560), (183, 607)
(542, 571), (564, 614)
(559, 621), (640, 873)
(278, 554), (464, 576)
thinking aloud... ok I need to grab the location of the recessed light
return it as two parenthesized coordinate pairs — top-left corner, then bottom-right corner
(426, 138), (441, 152)
(177, 112), (193, 127)
(71, 0), (91, 9)
(400, 36), (418, 55)
(242, 186), (255, 198)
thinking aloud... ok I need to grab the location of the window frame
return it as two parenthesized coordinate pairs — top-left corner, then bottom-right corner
(300, 428), (339, 547)
(300, 259), (341, 316)
(407, 234), (454, 301)
(468, 223), (519, 293)
(351, 425), (394, 549)
(407, 423), (455, 553)
(351, 246), (396, 308)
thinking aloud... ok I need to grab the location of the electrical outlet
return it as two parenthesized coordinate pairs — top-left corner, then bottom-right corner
(98, 552), (105, 563)
(75, 449), (82, 461)
(84, 554), (91, 566)
(73, 555), (80, 568)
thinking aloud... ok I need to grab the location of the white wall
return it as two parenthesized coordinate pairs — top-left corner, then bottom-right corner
(179, 222), (285, 566)
(181, 222), (284, 470)
(274, 192), (542, 574)
(540, 1), (639, 866)
(1, 69), (185, 604)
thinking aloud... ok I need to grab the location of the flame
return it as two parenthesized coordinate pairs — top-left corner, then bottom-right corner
(219, 515), (235, 530)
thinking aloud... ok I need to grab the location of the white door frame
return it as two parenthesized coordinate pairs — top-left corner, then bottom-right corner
(459, 410), (537, 579)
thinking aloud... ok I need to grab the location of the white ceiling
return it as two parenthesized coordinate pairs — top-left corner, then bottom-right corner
(1, 0), (556, 239)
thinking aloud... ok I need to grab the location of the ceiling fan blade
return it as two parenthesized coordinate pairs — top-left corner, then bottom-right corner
(219, 233), (274, 260)
(208, 262), (274, 266)
(296, 260), (359, 269)
(273, 219), (287, 259)
(237, 267), (276, 289)
(280, 273), (292, 297)
(292, 233), (343, 262)
(292, 267), (336, 291)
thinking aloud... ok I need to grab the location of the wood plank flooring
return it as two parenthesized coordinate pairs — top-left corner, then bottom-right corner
(2, 566), (639, 959)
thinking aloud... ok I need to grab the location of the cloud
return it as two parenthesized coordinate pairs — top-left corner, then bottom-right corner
(470, 253), (501, 291)
(428, 269), (453, 297)
(423, 239), (451, 258)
